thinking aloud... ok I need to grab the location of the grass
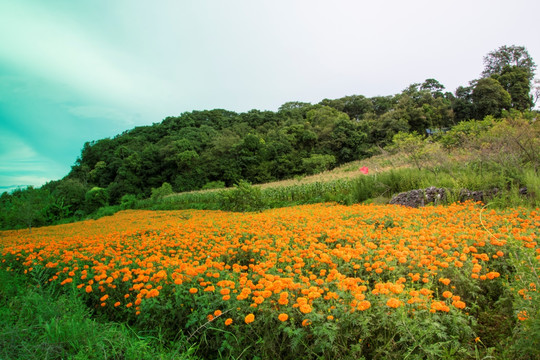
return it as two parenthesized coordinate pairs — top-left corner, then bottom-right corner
(0, 270), (200, 360)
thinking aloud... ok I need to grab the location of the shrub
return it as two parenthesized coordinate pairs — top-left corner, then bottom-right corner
(120, 194), (138, 209)
(151, 182), (174, 201)
(218, 180), (266, 212)
(84, 187), (109, 214)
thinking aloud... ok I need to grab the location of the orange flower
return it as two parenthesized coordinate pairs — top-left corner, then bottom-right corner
(224, 318), (233, 326)
(85, 285), (93, 293)
(452, 300), (466, 309)
(442, 291), (453, 299)
(244, 313), (255, 324)
(189, 288), (198, 294)
(438, 278), (451, 286)
(278, 313), (288, 322)
(302, 319), (311, 327)
(357, 300), (371, 311)
(299, 304), (312, 314)
(386, 298), (402, 308)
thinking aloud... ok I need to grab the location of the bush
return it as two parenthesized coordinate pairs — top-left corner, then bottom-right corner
(302, 154), (336, 175)
(219, 180), (266, 212)
(84, 187), (109, 214)
(151, 183), (173, 201)
(120, 194), (138, 209)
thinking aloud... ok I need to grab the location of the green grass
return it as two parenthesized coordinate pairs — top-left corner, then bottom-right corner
(0, 270), (200, 360)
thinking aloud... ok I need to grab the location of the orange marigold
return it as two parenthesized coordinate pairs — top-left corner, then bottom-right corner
(438, 278), (451, 286)
(452, 300), (466, 309)
(278, 313), (289, 322)
(357, 300), (371, 311)
(517, 310), (528, 321)
(189, 288), (198, 294)
(245, 313), (255, 324)
(224, 318), (233, 326)
(386, 298), (402, 308)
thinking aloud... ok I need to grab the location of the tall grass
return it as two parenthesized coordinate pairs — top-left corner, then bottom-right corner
(0, 270), (199, 360)
(117, 161), (538, 215)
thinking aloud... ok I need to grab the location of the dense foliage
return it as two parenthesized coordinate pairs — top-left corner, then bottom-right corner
(0, 45), (538, 230)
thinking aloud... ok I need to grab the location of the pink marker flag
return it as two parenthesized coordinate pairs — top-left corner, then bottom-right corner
(359, 166), (369, 175)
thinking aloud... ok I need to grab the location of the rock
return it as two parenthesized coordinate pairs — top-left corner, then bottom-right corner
(459, 188), (499, 203)
(389, 186), (446, 208)
(389, 186), (511, 208)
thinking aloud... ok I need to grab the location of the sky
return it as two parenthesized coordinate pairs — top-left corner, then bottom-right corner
(1, 0), (539, 193)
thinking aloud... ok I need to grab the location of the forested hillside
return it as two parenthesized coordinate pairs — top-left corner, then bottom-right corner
(1, 45), (538, 230)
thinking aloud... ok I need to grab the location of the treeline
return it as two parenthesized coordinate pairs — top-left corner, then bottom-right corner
(1, 45), (538, 230)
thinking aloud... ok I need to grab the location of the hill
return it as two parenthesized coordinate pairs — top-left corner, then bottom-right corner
(0, 45), (539, 230)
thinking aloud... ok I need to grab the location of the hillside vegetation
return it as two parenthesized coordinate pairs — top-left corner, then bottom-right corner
(1, 44), (539, 230)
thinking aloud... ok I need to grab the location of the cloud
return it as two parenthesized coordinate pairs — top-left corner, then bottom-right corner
(0, 132), (66, 189)
(0, 2), (162, 111)
(67, 105), (139, 127)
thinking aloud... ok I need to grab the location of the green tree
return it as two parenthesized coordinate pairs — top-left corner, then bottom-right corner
(301, 154), (336, 175)
(482, 45), (536, 81)
(420, 78), (445, 97)
(492, 65), (534, 111)
(54, 179), (87, 214)
(471, 78), (512, 118)
(11, 187), (49, 232)
(151, 182), (173, 201)
(84, 187), (109, 214)
(452, 85), (475, 122)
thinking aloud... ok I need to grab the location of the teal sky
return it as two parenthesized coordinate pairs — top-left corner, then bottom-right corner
(1, 0), (539, 192)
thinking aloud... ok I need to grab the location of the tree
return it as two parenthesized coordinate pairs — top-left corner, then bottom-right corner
(302, 154), (336, 175)
(452, 85), (475, 122)
(471, 78), (511, 118)
(151, 182), (173, 201)
(54, 178), (87, 214)
(11, 187), (48, 232)
(84, 187), (109, 214)
(492, 65), (534, 111)
(482, 45), (536, 81)
(420, 78), (445, 97)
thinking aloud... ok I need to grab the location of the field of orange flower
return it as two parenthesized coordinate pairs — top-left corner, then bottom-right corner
(1, 202), (539, 359)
